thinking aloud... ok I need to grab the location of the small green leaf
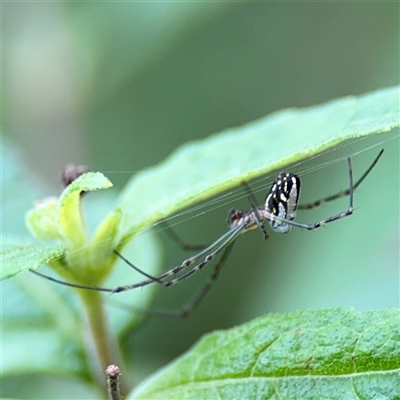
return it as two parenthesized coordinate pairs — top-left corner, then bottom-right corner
(57, 172), (112, 266)
(117, 86), (399, 244)
(92, 207), (122, 253)
(130, 308), (400, 400)
(89, 208), (122, 282)
(26, 197), (61, 241)
(1, 236), (66, 280)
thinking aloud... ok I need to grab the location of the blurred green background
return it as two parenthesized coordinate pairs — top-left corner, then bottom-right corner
(2, 2), (399, 398)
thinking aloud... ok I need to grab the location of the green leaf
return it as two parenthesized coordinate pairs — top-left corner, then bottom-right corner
(1, 236), (66, 280)
(130, 308), (400, 400)
(58, 172), (113, 253)
(26, 197), (61, 241)
(117, 86), (399, 244)
(89, 208), (122, 282)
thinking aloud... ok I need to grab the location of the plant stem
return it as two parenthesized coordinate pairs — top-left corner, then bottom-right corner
(79, 289), (129, 397)
(106, 364), (122, 400)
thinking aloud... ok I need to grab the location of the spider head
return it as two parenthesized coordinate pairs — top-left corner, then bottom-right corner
(265, 172), (301, 234)
(226, 208), (244, 228)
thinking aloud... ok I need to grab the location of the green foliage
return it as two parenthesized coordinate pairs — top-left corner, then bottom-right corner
(1, 87), (399, 399)
(3, 2), (399, 398)
(130, 308), (400, 400)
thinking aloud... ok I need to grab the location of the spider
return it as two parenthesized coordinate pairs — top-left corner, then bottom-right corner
(30, 150), (384, 317)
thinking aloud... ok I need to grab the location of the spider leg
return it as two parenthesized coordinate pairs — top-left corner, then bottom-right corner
(160, 225), (243, 287)
(30, 225), (244, 293)
(30, 250), (166, 292)
(113, 220), (243, 290)
(241, 182), (269, 240)
(298, 149), (383, 210)
(110, 227), (242, 293)
(109, 241), (236, 318)
(114, 224), (243, 293)
(172, 241), (235, 318)
(113, 249), (164, 284)
(160, 220), (206, 251)
(29, 268), (114, 292)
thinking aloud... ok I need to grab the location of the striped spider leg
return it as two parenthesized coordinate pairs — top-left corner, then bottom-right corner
(30, 150), (384, 317)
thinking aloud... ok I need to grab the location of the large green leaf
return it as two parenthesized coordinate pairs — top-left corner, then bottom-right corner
(130, 308), (400, 400)
(118, 86), (399, 244)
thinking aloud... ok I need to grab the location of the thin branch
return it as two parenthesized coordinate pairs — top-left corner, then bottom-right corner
(106, 364), (122, 400)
